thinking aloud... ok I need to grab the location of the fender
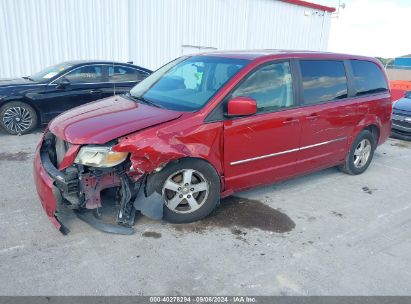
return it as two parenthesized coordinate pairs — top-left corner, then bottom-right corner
(113, 116), (225, 185)
(349, 114), (382, 148)
(0, 87), (44, 122)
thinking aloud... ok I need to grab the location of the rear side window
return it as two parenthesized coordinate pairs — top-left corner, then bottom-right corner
(350, 60), (388, 96)
(300, 60), (348, 105)
(108, 66), (148, 82)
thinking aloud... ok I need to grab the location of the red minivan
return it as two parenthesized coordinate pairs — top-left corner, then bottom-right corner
(34, 50), (392, 234)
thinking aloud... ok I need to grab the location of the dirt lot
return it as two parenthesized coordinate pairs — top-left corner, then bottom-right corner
(0, 128), (410, 295)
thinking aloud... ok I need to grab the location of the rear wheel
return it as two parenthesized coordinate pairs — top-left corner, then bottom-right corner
(339, 130), (375, 175)
(158, 159), (220, 223)
(0, 101), (38, 135)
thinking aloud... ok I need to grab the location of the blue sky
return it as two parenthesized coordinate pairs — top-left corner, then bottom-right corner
(313, 0), (411, 57)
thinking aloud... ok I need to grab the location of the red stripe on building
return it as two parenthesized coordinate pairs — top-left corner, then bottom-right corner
(280, 0), (336, 12)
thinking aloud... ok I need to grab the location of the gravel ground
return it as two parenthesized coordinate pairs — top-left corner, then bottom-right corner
(0, 127), (410, 295)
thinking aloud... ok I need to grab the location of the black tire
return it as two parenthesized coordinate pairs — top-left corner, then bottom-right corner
(156, 158), (221, 223)
(0, 101), (38, 135)
(338, 129), (376, 175)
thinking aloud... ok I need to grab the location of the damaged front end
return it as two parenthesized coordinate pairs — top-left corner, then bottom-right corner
(36, 131), (163, 235)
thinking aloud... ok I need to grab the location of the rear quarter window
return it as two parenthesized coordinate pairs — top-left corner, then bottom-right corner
(300, 60), (348, 105)
(108, 66), (148, 82)
(350, 60), (388, 96)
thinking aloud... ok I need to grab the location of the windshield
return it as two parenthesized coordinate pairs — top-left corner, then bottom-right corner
(129, 56), (250, 111)
(30, 62), (74, 82)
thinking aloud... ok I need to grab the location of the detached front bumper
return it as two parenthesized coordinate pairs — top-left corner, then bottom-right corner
(33, 132), (83, 234)
(33, 133), (142, 235)
(33, 144), (70, 234)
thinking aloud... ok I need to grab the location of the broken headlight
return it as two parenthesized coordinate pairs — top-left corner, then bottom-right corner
(74, 146), (128, 168)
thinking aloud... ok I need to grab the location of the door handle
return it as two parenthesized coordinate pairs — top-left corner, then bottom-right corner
(306, 113), (319, 121)
(282, 118), (299, 125)
(90, 89), (102, 94)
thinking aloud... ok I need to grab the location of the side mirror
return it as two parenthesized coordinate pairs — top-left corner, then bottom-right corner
(226, 96), (257, 117)
(57, 78), (70, 89)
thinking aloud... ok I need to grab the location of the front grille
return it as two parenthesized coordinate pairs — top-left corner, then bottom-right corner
(393, 121), (411, 129)
(393, 108), (411, 116)
(392, 128), (411, 136)
(392, 113), (411, 130)
(392, 113), (411, 120)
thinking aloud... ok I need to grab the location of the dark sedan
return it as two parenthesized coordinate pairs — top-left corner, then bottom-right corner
(0, 61), (151, 134)
(392, 91), (411, 140)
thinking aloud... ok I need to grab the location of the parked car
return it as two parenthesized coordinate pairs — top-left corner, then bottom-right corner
(392, 91), (411, 140)
(34, 51), (392, 234)
(0, 60), (152, 135)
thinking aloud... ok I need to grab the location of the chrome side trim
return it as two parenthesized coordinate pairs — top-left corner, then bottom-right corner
(230, 137), (347, 166)
(48, 80), (138, 86)
(0, 84), (48, 88)
(299, 137), (346, 151)
(230, 148), (300, 165)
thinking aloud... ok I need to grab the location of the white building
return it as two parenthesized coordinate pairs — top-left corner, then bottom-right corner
(0, 0), (335, 78)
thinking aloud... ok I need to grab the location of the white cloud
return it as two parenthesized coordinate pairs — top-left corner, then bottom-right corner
(326, 0), (411, 58)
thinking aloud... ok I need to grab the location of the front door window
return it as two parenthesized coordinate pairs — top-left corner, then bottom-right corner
(231, 62), (294, 113)
(65, 66), (104, 83)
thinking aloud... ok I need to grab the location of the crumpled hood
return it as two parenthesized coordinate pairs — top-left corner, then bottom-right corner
(49, 95), (183, 144)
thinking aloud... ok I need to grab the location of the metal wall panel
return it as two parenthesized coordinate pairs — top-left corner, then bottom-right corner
(0, 0), (129, 78)
(245, 0), (331, 50)
(0, 0), (331, 78)
(128, 0), (332, 70)
(128, 0), (251, 70)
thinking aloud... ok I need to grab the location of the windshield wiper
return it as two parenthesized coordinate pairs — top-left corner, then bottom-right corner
(126, 93), (162, 108)
(22, 76), (34, 81)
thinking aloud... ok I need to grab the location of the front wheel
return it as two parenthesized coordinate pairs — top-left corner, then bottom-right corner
(339, 129), (376, 175)
(158, 159), (221, 223)
(0, 101), (38, 135)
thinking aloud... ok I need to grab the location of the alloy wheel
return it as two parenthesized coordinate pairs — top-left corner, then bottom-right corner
(2, 106), (33, 134)
(353, 139), (372, 168)
(162, 169), (209, 214)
